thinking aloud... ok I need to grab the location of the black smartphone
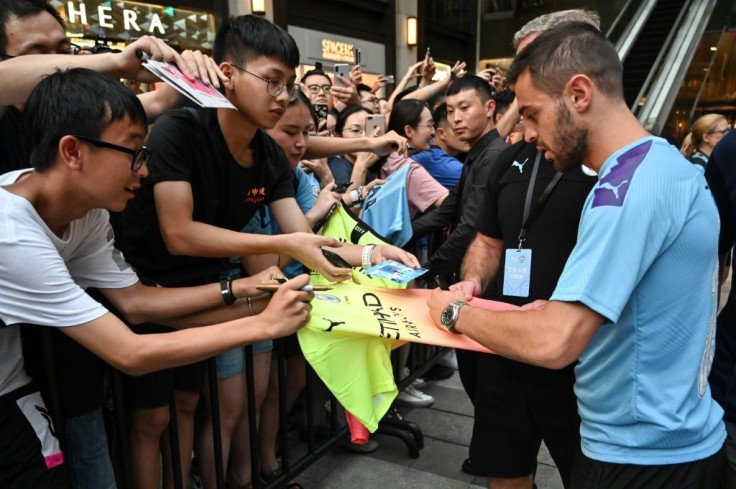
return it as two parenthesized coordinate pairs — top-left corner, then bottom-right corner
(434, 275), (450, 290)
(312, 103), (328, 126)
(312, 203), (337, 233)
(354, 47), (361, 66)
(333, 182), (353, 194)
(322, 249), (352, 268)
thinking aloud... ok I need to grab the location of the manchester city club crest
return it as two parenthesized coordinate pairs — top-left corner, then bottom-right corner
(315, 293), (341, 303)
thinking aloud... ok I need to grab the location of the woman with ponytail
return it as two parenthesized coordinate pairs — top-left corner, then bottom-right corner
(680, 113), (729, 171)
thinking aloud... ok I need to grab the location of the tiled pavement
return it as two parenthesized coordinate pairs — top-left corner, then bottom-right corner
(291, 370), (564, 489)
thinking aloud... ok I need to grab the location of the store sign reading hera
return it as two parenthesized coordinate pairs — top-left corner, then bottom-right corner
(57, 1), (216, 50)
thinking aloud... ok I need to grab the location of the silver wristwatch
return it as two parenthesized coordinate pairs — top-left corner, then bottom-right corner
(440, 300), (468, 334)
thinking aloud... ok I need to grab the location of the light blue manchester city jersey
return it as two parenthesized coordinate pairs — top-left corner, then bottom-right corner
(551, 137), (725, 465)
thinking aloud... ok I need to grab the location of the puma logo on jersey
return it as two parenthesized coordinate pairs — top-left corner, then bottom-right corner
(592, 140), (651, 208)
(511, 158), (529, 173)
(597, 180), (628, 200)
(322, 318), (346, 332)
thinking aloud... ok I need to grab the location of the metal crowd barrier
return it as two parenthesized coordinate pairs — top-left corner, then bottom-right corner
(34, 323), (448, 489)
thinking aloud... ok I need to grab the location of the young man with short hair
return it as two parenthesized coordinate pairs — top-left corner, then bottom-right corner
(117, 14), (417, 489)
(429, 22), (726, 489)
(412, 75), (508, 282)
(0, 67), (311, 489)
(410, 102), (467, 189)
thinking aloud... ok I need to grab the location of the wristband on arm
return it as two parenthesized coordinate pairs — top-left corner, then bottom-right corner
(220, 278), (236, 306)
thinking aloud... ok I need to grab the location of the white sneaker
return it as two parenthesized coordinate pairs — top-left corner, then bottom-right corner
(396, 384), (435, 407)
(437, 350), (458, 370)
(403, 367), (426, 389)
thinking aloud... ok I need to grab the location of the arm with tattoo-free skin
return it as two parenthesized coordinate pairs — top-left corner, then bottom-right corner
(451, 233), (504, 300)
(64, 275), (314, 376)
(305, 131), (407, 159)
(427, 289), (604, 369)
(0, 37), (223, 120)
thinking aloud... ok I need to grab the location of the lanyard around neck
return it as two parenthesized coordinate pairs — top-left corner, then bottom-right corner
(517, 152), (564, 250)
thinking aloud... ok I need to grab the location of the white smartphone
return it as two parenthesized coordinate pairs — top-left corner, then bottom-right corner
(334, 63), (350, 87)
(365, 114), (385, 136)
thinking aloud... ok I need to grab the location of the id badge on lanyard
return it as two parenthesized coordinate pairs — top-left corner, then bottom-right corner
(504, 248), (532, 297)
(501, 152), (562, 298)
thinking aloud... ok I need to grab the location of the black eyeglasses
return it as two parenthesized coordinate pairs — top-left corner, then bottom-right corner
(1, 43), (80, 59)
(73, 135), (150, 171)
(230, 64), (299, 101)
(306, 84), (332, 95)
(708, 128), (731, 135)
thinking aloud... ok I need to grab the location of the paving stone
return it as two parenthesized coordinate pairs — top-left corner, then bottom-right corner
(535, 462), (564, 489)
(394, 466), (474, 489)
(408, 437), (475, 483)
(538, 441), (554, 466)
(422, 383), (475, 417)
(401, 407), (474, 446)
(298, 444), (352, 482)
(318, 455), (407, 488)
(291, 371), (564, 489)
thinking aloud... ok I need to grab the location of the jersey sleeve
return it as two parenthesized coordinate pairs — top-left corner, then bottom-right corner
(550, 168), (689, 322)
(293, 167), (317, 214)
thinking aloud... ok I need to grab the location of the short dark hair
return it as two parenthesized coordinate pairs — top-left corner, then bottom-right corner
(388, 99), (427, 137)
(0, 0), (65, 56)
(301, 62), (330, 85)
(356, 83), (372, 94)
(492, 89), (516, 119)
(447, 75), (493, 102)
(213, 14), (299, 68)
(334, 105), (372, 135)
(507, 21), (623, 101)
(433, 103), (448, 128)
(23, 68), (147, 171)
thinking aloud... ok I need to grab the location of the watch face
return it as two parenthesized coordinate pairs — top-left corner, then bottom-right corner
(441, 305), (455, 327)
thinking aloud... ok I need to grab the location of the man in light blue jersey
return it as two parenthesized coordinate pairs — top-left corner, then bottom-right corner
(428, 22), (725, 489)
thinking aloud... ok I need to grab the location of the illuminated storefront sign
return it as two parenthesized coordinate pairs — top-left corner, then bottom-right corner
(321, 39), (355, 63)
(56, 0), (216, 50)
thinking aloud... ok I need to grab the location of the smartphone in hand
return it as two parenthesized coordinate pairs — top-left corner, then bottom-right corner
(333, 182), (353, 194)
(322, 249), (352, 268)
(313, 104), (328, 126)
(334, 64), (350, 87)
(365, 114), (385, 137)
